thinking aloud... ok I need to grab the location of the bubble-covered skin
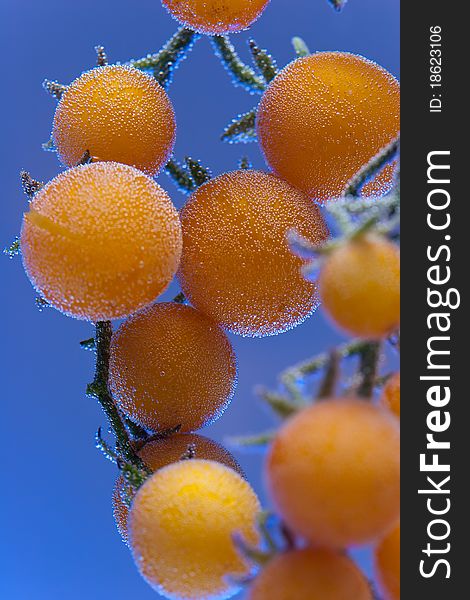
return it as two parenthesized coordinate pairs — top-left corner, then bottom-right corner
(266, 399), (400, 549)
(375, 524), (400, 600)
(247, 549), (373, 600)
(20, 162), (182, 321)
(113, 433), (244, 543)
(319, 234), (400, 339)
(109, 302), (237, 432)
(161, 0), (270, 35)
(178, 170), (329, 337)
(129, 459), (260, 600)
(53, 65), (176, 175)
(257, 52), (400, 203)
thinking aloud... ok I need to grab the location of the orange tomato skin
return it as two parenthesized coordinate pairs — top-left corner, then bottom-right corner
(319, 235), (400, 339)
(375, 524), (400, 600)
(178, 170), (329, 337)
(257, 52), (400, 203)
(266, 399), (400, 548)
(162, 0), (270, 34)
(109, 302), (237, 432)
(20, 162), (182, 321)
(381, 373), (401, 418)
(128, 459), (260, 599)
(248, 549), (373, 600)
(113, 433), (243, 543)
(53, 65), (175, 175)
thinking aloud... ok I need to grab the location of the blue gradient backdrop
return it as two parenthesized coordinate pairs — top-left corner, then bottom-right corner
(0, 0), (399, 598)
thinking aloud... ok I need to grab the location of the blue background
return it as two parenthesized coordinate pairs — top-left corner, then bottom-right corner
(0, 0), (399, 598)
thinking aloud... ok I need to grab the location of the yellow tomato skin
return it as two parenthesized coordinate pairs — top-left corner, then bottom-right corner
(247, 549), (373, 600)
(113, 433), (243, 542)
(257, 52), (400, 203)
(319, 235), (400, 339)
(53, 65), (175, 175)
(20, 162), (182, 321)
(178, 170), (329, 337)
(375, 524), (400, 600)
(266, 399), (400, 548)
(109, 303), (237, 432)
(129, 459), (260, 599)
(162, 0), (270, 34)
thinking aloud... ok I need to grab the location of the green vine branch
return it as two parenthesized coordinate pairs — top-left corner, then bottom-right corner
(356, 342), (382, 398)
(165, 158), (197, 194)
(95, 426), (119, 463)
(228, 430), (276, 449)
(165, 155), (212, 193)
(185, 157), (212, 186)
(173, 291), (187, 304)
(211, 35), (266, 93)
(128, 27), (199, 88)
(42, 79), (68, 100)
(280, 339), (371, 401)
(292, 36), (310, 57)
(221, 109), (257, 144)
(316, 350), (340, 399)
(80, 337), (96, 351)
(20, 171), (44, 198)
(95, 44), (108, 67)
(343, 136), (400, 197)
(248, 39), (278, 83)
(256, 388), (300, 418)
(4, 238), (20, 259)
(86, 321), (144, 468)
(239, 156), (252, 169)
(35, 297), (50, 311)
(117, 458), (150, 489)
(232, 339), (385, 449)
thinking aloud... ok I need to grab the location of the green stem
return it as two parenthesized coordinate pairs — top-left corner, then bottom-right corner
(239, 156), (252, 170)
(292, 36), (310, 57)
(20, 171), (44, 199)
(86, 322), (143, 467)
(281, 339), (369, 386)
(343, 136), (400, 197)
(95, 45), (108, 66)
(35, 297), (50, 311)
(228, 431), (275, 448)
(95, 427), (118, 463)
(4, 238), (20, 259)
(165, 158), (196, 194)
(128, 27), (199, 88)
(211, 35), (266, 94)
(117, 459), (150, 488)
(221, 108), (257, 144)
(42, 79), (68, 100)
(124, 417), (149, 440)
(173, 291), (187, 304)
(257, 387), (300, 419)
(316, 350), (340, 399)
(248, 39), (278, 83)
(79, 337), (96, 351)
(356, 342), (382, 398)
(185, 157), (212, 186)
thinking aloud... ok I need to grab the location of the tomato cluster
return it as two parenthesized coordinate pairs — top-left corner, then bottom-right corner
(18, 3), (401, 597)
